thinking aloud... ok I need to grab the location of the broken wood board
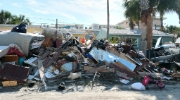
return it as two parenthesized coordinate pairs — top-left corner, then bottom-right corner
(38, 51), (50, 60)
(125, 54), (142, 66)
(84, 65), (115, 74)
(171, 73), (180, 78)
(134, 59), (149, 72)
(116, 71), (133, 80)
(38, 60), (48, 90)
(137, 72), (164, 78)
(109, 62), (137, 78)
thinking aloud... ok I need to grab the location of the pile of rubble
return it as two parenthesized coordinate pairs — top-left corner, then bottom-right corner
(0, 27), (180, 91)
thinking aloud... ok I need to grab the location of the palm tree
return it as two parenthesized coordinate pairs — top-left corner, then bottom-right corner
(123, 0), (180, 53)
(157, 0), (179, 31)
(8, 15), (31, 25)
(0, 10), (31, 25)
(9, 15), (19, 24)
(123, 0), (141, 29)
(176, 4), (180, 24)
(0, 10), (12, 24)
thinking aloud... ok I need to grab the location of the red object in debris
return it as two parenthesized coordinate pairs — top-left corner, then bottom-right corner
(142, 75), (150, 86)
(142, 75), (165, 89)
(56, 38), (63, 48)
(80, 37), (86, 43)
(57, 60), (66, 69)
(7, 47), (25, 57)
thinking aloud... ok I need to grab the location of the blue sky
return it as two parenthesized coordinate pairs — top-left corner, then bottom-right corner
(0, 0), (179, 27)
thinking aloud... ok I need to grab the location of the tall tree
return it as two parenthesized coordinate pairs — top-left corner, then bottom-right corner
(0, 10), (12, 24)
(176, 4), (180, 24)
(0, 10), (31, 25)
(157, 0), (179, 31)
(123, 0), (141, 29)
(8, 15), (31, 25)
(123, 0), (180, 53)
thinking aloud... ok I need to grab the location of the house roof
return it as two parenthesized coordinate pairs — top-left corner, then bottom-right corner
(59, 29), (99, 34)
(102, 28), (173, 36)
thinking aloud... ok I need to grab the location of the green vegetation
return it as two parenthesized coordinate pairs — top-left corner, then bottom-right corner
(164, 25), (180, 42)
(116, 26), (124, 29)
(0, 10), (31, 25)
(123, 0), (180, 50)
(109, 36), (119, 44)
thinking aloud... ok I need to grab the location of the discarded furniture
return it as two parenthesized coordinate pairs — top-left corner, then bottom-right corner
(0, 32), (44, 56)
(0, 46), (9, 58)
(0, 64), (30, 83)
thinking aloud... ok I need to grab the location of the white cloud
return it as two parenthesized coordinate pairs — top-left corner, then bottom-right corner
(26, 0), (46, 6)
(25, 0), (126, 25)
(31, 8), (50, 14)
(11, 3), (22, 8)
(0, 3), (2, 6)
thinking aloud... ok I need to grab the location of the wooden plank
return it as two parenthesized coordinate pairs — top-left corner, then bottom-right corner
(109, 62), (137, 78)
(38, 60), (48, 90)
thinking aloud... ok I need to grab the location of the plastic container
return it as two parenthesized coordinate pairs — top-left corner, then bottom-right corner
(19, 57), (25, 66)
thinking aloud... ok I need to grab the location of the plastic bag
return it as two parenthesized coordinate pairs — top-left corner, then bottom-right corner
(130, 82), (146, 91)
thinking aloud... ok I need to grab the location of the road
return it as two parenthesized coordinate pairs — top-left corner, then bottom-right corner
(0, 84), (179, 100)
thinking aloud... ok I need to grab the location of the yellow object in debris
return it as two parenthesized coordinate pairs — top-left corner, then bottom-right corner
(2, 81), (18, 87)
(61, 52), (70, 56)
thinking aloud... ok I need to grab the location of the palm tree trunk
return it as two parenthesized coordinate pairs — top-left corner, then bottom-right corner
(147, 11), (152, 49)
(140, 10), (148, 56)
(129, 18), (134, 30)
(136, 21), (140, 29)
(160, 13), (164, 31)
(177, 10), (180, 24)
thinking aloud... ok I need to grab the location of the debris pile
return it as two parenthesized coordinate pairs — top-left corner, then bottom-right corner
(0, 27), (180, 91)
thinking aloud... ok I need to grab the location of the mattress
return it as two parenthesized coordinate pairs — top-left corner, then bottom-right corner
(0, 46), (9, 58)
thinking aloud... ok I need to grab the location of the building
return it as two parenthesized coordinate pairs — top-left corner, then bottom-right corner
(97, 28), (173, 49)
(117, 17), (166, 30)
(90, 24), (118, 29)
(57, 24), (84, 29)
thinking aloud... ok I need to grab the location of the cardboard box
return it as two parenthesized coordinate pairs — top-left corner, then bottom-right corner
(2, 81), (18, 87)
(4, 55), (18, 64)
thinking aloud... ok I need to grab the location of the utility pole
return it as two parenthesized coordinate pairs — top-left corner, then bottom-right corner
(56, 19), (58, 29)
(107, 0), (109, 39)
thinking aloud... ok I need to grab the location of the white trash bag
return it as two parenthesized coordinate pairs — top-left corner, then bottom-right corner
(130, 82), (146, 91)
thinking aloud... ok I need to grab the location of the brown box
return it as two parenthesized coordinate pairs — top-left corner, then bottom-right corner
(4, 55), (18, 64)
(42, 37), (53, 47)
